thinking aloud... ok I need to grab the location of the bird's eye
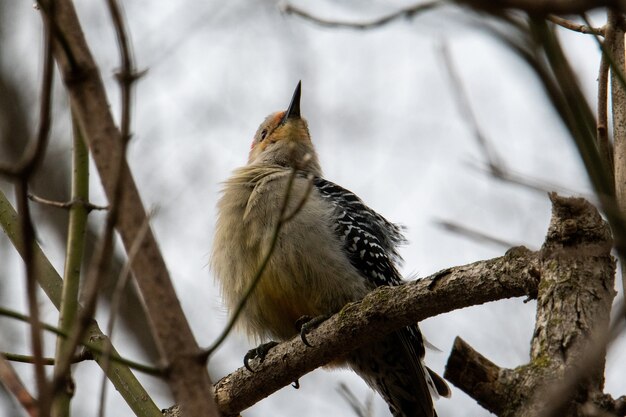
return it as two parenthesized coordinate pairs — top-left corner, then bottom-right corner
(260, 129), (268, 142)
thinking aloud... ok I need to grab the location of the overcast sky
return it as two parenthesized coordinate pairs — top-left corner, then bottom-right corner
(1, 1), (624, 417)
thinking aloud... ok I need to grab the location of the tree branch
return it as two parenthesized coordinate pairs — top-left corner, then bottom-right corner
(444, 337), (510, 415)
(202, 246), (540, 416)
(39, 0), (219, 415)
(0, 355), (38, 417)
(462, 0), (620, 15)
(607, 10), (626, 313)
(548, 15), (605, 35)
(0, 190), (163, 416)
(445, 194), (616, 417)
(281, 1), (441, 30)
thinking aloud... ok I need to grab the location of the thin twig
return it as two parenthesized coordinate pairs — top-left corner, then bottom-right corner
(3, 351), (92, 366)
(583, 14), (626, 96)
(548, 15), (605, 36)
(436, 219), (522, 249)
(28, 193), (108, 212)
(0, 306), (161, 376)
(0, 355), (38, 417)
(48, 0), (218, 412)
(203, 158), (315, 359)
(597, 47), (613, 172)
(281, 1), (441, 30)
(98, 211), (153, 417)
(282, 172), (314, 222)
(337, 383), (374, 417)
(52, 111), (89, 417)
(439, 43), (505, 176)
(0, 8), (54, 178)
(16, 180), (48, 417)
(106, 0), (139, 144)
(0, 190), (163, 415)
(3, 6), (57, 414)
(50, 175), (127, 390)
(468, 160), (593, 198)
(49, 27), (132, 398)
(50, 0), (142, 388)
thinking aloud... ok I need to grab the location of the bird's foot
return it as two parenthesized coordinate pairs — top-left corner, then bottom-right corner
(243, 340), (278, 372)
(296, 314), (330, 347)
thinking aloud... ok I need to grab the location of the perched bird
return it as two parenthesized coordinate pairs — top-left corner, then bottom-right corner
(211, 82), (450, 417)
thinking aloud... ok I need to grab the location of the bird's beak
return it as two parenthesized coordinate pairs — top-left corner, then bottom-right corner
(282, 81), (301, 124)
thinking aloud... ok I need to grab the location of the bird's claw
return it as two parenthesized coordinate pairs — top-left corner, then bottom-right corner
(296, 314), (330, 347)
(243, 341), (278, 372)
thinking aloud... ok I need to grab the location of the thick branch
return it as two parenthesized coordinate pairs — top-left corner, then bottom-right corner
(445, 337), (511, 415)
(207, 248), (540, 416)
(462, 0), (620, 14)
(608, 10), (626, 308)
(40, 1), (219, 416)
(445, 194), (616, 417)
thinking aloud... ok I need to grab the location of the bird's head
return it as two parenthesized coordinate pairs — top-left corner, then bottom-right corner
(248, 82), (321, 175)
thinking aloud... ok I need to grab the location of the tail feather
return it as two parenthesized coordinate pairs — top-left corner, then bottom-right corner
(427, 366), (451, 398)
(349, 325), (444, 417)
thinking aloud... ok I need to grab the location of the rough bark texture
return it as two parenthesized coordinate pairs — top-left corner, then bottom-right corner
(157, 248), (540, 417)
(608, 10), (626, 312)
(445, 337), (511, 415)
(445, 194), (617, 417)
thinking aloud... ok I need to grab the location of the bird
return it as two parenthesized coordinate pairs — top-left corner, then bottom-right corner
(211, 81), (450, 417)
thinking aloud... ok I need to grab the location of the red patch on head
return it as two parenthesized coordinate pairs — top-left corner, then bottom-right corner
(273, 111), (286, 125)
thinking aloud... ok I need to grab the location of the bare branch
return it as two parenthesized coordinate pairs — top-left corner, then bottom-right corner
(607, 10), (626, 312)
(0, 355), (38, 417)
(440, 44), (505, 174)
(0, 190), (163, 415)
(28, 193), (108, 212)
(445, 195), (616, 417)
(98, 211), (153, 417)
(548, 15), (605, 35)
(45, 0), (219, 414)
(209, 247), (540, 416)
(0, 306), (161, 376)
(444, 337), (509, 414)
(15, 180), (49, 417)
(337, 383), (374, 417)
(0, 7), (57, 414)
(105, 0), (141, 144)
(597, 42), (613, 171)
(436, 219), (522, 248)
(281, 1), (441, 30)
(3, 350), (93, 366)
(462, 0), (620, 15)
(0, 1), (54, 179)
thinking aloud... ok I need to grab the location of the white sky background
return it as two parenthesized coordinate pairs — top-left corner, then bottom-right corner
(1, 1), (625, 416)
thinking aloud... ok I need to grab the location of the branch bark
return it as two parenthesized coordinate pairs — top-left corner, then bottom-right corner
(445, 194), (617, 417)
(160, 246), (540, 416)
(163, 194), (615, 417)
(461, 0), (621, 14)
(608, 10), (626, 309)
